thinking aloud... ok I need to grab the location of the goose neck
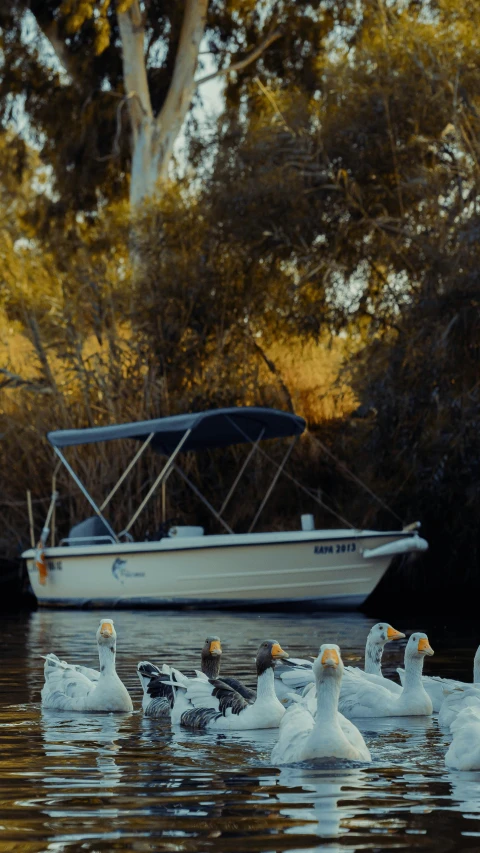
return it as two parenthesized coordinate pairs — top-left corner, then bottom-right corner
(364, 637), (383, 676)
(98, 643), (117, 676)
(402, 653), (424, 692)
(202, 656), (221, 679)
(256, 667), (276, 701)
(314, 671), (341, 725)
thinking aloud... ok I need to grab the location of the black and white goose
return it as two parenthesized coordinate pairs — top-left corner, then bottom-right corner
(138, 636), (257, 718)
(41, 618), (133, 713)
(137, 636), (226, 718)
(171, 640), (289, 731)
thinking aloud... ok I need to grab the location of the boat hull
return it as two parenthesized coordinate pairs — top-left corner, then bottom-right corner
(23, 530), (427, 609)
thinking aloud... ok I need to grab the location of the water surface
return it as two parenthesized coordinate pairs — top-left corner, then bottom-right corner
(1, 609), (480, 851)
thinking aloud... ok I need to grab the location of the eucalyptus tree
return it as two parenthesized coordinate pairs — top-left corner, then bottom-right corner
(0, 0), (334, 211)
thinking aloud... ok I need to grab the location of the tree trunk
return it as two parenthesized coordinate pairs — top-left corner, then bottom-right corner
(117, 0), (208, 208)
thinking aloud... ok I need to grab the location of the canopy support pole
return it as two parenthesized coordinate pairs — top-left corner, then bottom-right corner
(53, 447), (119, 542)
(121, 428), (192, 535)
(248, 437), (297, 533)
(218, 426), (265, 517)
(174, 465), (234, 534)
(226, 417), (354, 529)
(162, 468), (174, 524)
(26, 490), (35, 548)
(100, 432), (154, 511)
(50, 459), (62, 547)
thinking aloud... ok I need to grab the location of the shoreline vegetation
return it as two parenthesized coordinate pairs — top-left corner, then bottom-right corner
(1, 2), (479, 610)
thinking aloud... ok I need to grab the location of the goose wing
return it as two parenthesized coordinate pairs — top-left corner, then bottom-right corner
(438, 686), (480, 728)
(219, 676), (256, 702)
(398, 669), (467, 713)
(338, 712), (371, 761)
(137, 661), (191, 718)
(41, 653), (96, 709)
(71, 663), (100, 681)
(271, 702), (315, 764)
(42, 653), (100, 681)
(180, 677), (249, 729)
(345, 666), (402, 695)
(339, 668), (395, 718)
(274, 658), (314, 701)
(445, 707), (480, 769)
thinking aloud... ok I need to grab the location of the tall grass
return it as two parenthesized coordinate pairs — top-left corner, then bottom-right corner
(0, 317), (360, 557)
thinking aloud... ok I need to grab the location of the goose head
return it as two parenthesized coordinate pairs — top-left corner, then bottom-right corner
(405, 632), (434, 661)
(96, 618), (117, 652)
(313, 643), (344, 682)
(368, 623), (405, 646)
(201, 636), (222, 678)
(256, 640), (289, 676)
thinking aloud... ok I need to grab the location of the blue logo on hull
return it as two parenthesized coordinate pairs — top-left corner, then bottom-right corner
(112, 557), (145, 584)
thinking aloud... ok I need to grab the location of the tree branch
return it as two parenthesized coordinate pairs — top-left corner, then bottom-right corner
(21, 4), (83, 85)
(0, 368), (53, 394)
(251, 337), (294, 414)
(116, 0), (153, 140)
(41, 18), (82, 83)
(196, 29), (282, 87)
(153, 0), (209, 182)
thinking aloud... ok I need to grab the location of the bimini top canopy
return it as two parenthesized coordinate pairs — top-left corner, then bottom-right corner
(47, 407), (306, 456)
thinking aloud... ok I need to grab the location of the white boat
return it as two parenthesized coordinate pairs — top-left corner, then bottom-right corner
(22, 407), (428, 609)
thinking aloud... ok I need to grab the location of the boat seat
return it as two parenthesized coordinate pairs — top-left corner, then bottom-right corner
(66, 516), (114, 546)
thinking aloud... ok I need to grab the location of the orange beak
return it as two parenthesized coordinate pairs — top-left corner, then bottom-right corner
(209, 640), (222, 655)
(100, 622), (113, 636)
(417, 637), (434, 655)
(387, 626), (405, 641)
(321, 648), (340, 667)
(271, 642), (289, 659)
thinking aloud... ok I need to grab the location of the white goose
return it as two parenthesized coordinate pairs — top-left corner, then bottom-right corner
(271, 644), (371, 764)
(171, 640), (289, 731)
(338, 633), (434, 718)
(342, 622), (405, 694)
(399, 645), (480, 713)
(274, 622), (404, 703)
(445, 706), (480, 770)
(438, 685), (480, 728)
(41, 619), (133, 713)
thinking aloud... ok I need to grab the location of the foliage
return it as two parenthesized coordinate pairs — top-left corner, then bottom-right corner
(0, 0), (333, 212)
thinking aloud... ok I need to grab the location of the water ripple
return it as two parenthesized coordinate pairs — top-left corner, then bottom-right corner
(1, 609), (480, 850)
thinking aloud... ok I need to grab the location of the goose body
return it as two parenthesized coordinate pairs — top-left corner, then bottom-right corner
(172, 640), (288, 731)
(445, 706), (480, 770)
(271, 645), (371, 764)
(339, 633), (434, 718)
(274, 657), (315, 702)
(136, 636), (251, 719)
(343, 623), (405, 694)
(41, 619), (133, 713)
(438, 686), (480, 728)
(274, 623), (404, 705)
(399, 646), (480, 713)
